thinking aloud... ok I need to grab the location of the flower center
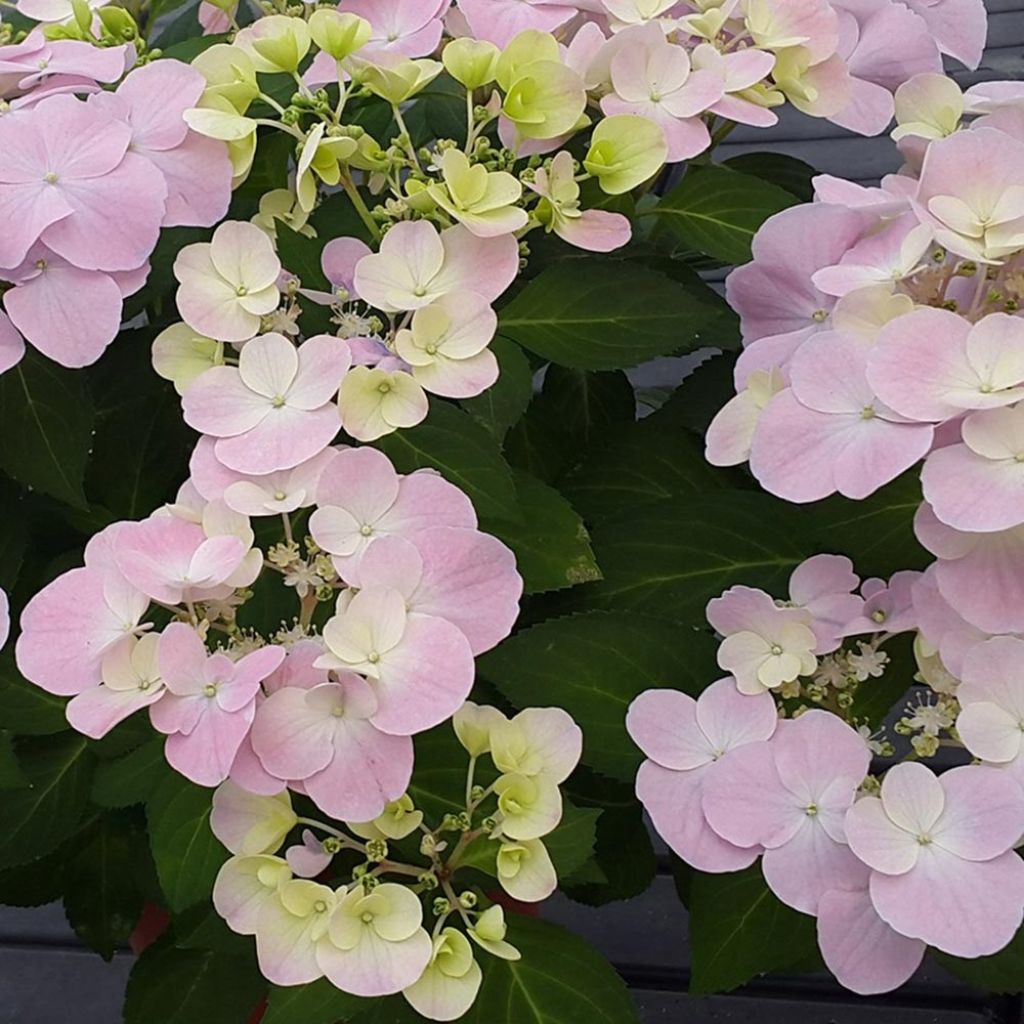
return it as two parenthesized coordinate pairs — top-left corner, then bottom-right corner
(361, 911), (375, 923)
(367, 651), (380, 664)
(314, 900), (328, 914)
(871, 609), (887, 623)
(860, 405), (876, 420)
(272, 395), (287, 408)
(811, 308), (829, 323)
(44, 171), (58, 184)
(378, 383), (392, 394)
(770, 644), (783, 656)
(236, 285), (248, 297)
(425, 343), (438, 355)
(916, 833), (933, 846)
(203, 682), (219, 698)
(274, 490), (287, 501)
(359, 524), (373, 537)
(804, 803), (818, 817)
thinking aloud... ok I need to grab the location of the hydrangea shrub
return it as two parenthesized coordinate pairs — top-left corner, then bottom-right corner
(1, 0), (1022, 1019)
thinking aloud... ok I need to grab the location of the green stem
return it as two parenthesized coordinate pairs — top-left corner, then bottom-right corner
(341, 174), (382, 242)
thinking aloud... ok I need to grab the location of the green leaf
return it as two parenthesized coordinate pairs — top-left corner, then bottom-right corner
(544, 800), (601, 878)
(465, 916), (639, 1024)
(584, 494), (807, 626)
(505, 366), (636, 485)
(0, 350), (95, 509)
(376, 402), (520, 522)
(263, 980), (370, 1024)
(0, 480), (29, 590)
(562, 386), (728, 523)
(86, 336), (196, 521)
(937, 922), (1024, 993)
(0, 733), (95, 868)
(801, 472), (929, 580)
(483, 471), (600, 594)
(0, 652), (70, 735)
(92, 737), (170, 808)
(277, 221), (330, 291)
(407, 724), (488, 822)
(0, 731), (27, 789)
(0, 842), (67, 906)
(499, 257), (729, 370)
(687, 864), (819, 994)
(461, 337), (535, 443)
(480, 611), (717, 781)
(148, 773), (229, 913)
(562, 769), (656, 905)
(723, 152), (817, 203)
(124, 944), (265, 1024)
(63, 815), (146, 960)
(653, 165), (798, 264)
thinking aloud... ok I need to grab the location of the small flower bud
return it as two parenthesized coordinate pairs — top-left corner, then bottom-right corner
(365, 838), (388, 862)
(432, 897), (451, 917)
(458, 891), (478, 910)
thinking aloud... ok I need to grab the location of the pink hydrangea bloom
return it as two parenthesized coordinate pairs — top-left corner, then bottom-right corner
(15, 557), (149, 696)
(0, 312), (24, 375)
(353, 221), (518, 314)
(151, 623), (286, 786)
(868, 310), (1024, 423)
(183, 333), (351, 475)
(309, 446), (476, 584)
(829, 0), (941, 136)
(355, 531), (522, 655)
(816, 886), (926, 995)
(957, 637), (1024, 783)
(89, 60), (231, 228)
(600, 26), (724, 162)
(65, 633), (165, 739)
(0, 588), (8, 651)
(845, 761), (1024, 956)
(344, 0), (448, 61)
(627, 679), (778, 871)
(190, 436), (338, 518)
(111, 515), (248, 605)
(900, 0), (987, 68)
(915, 502), (1024, 634)
(702, 710), (871, 914)
(318, 586), (475, 736)
(251, 674), (414, 821)
(921, 404), (1024, 532)
(788, 554), (863, 653)
(910, 564), (991, 677)
(457, 0), (575, 46)
(750, 332), (935, 502)
(174, 222), (282, 343)
(707, 585), (818, 694)
(725, 204), (869, 350)
(0, 93), (166, 273)
(846, 570), (919, 635)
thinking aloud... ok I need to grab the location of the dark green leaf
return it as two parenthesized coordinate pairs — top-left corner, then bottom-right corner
(174, 906), (257, 958)
(408, 724), (492, 822)
(483, 471), (600, 594)
(801, 472), (929, 580)
(86, 336), (196, 521)
(0, 842), (67, 906)
(263, 979), (370, 1024)
(562, 769), (656, 905)
(461, 337), (535, 443)
(92, 737), (170, 808)
(563, 387), (728, 523)
(0, 651), (68, 734)
(687, 864), (819, 994)
(480, 611), (717, 781)
(651, 352), (738, 437)
(124, 944), (265, 1024)
(63, 815), (146, 960)
(506, 366), (636, 485)
(0, 479), (29, 590)
(584, 494), (807, 626)
(0, 350), (95, 509)
(544, 800), (601, 878)
(376, 402), (520, 522)
(723, 152), (817, 203)
(654, 165), (797, 264)
(465, 916), (639, 1024)
(147, 773), (228, 912)
(0, 733), (95, 868)
(277, 221), (330, 291)
(937, 921), (1024, 993)
(0, 731), (27, 789)
(499, 257), (729, 370)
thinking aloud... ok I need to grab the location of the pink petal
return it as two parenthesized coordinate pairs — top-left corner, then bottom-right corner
(66, 680), (162, 739)
(370, 614), (475, 736)
(626, 689), (710, 770)
(288, 335), (352, 409)
(870, 847), (1024, 957)
(214, 403), (340, 475)
(636, 760), (759, 873)
(933, 764), (1024, 861)
(183, 366), (271, 438)
(845, 795), (921, 875)
(817, 888), (925, 995)
(164, 699), (256, 786)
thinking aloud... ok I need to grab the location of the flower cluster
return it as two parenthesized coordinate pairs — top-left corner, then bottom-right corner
(630, 551), (1024, 996)
(15, 443), (522, 799)
(209, 700), (581, 1019)
(0, 40), (231, 370)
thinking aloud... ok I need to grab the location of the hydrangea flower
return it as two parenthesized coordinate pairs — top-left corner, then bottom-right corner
(845, 761), (1024, 956)
(183, 333), (351, 474)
